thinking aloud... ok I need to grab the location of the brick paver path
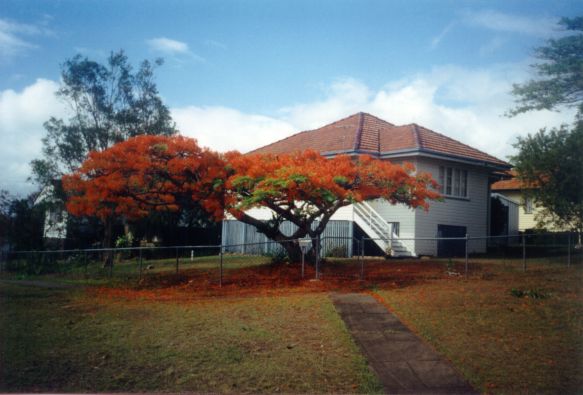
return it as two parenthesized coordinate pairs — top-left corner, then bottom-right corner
(331, 293), (476, 394)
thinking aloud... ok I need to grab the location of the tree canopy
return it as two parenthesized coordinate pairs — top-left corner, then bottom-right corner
(0, 190), (45, 251)
(509, 17), (583, 119)
(511, 124), (583, 234)
(31, 50), (176, 187)
(508, 16), (583, 235)
(224, 150), (440, 259)
(62, 135), (224, 221)
(63, 136), (440, 260)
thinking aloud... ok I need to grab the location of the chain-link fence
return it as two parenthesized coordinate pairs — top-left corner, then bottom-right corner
(1, 232), (581, 285)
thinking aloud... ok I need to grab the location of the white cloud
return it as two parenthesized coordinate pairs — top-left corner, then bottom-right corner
(430, 22), (456, 49)
(268, 66), (574, 162)
(147, 37), (190, 54)
(0, 18), (54, 61)
(478, 36), (507, 57)
(146, 37), (205, 63)
(0, 19), (38, 60)
(278, 78), (372, 130)
(171, 106), (295, 153)
(0, 79), (68, 195)
(461, 10), (559, 37)
(2, 63), (576, 195)
(170, 64), (574, 165)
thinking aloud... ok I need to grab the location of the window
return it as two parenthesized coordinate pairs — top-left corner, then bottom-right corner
(439, 166), (468, 198)
(48, 209), (62, 224)
(388, 222), (400, 237)
(453, 169), (460, 196)
(524, 197), (533, 214)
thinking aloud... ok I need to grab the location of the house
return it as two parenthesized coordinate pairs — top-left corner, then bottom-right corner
(491, 173), (562, 232)
(222, 112), (511, 257)
(34, 182), (68, 248)
(490, 192), (520, 238)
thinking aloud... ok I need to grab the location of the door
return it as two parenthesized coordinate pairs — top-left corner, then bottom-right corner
(437, 224), (466, 257)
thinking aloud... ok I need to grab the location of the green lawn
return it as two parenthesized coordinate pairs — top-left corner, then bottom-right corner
(3, 253), (271, 285)
(375, 263), (583, 394)
(0, 283), (381, 393)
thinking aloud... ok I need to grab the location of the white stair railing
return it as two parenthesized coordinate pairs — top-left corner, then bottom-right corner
(353, 201), (414, 257)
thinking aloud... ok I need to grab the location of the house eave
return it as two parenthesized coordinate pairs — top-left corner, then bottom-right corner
(321, 148), (511, 172)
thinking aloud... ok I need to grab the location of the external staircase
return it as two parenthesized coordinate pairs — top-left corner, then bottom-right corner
(353, 201), (415, 257)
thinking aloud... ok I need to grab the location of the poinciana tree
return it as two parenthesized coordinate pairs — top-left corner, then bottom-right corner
(223, 150), (440, 261)
(62, 135), (224, 265)
(63, 135), (440, 263)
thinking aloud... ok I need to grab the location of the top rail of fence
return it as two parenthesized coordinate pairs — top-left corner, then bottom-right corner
(6, 231), (579, 256)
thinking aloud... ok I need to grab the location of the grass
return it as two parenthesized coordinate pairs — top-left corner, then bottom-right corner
(374, 262), (583, 394)
(2, 252), (582, 393)
(2, 253), (271, 285)
(0, 282), (382, 393)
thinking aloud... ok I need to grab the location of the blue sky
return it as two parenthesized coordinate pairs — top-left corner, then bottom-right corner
(0, 0), (581, 194)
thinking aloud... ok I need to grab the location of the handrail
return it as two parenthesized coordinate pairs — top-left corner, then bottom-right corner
(355, 202), (389, 230)
(354, 201), (415, 256)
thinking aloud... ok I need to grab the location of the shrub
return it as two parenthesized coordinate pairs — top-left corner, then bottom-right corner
(326, 245), (348, 258)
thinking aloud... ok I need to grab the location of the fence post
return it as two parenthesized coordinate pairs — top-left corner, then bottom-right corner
(84, 250), (88, 278)
(360, 238), (365, 281)
(219, 249), (223, 287)
(138, 247), (143, 281)
(522, 234), (526, 272)
(109, 249), (113, 278)
(567, 232), (571, 268)
(465, 234), (469, 279)
(315, 235), (320, 280)
(301, 249), (305, 279)
(175, 247), (179, 274)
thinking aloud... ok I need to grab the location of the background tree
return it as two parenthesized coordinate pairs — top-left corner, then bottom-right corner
(0, 191), (45, 251)
(0, 190), (11, 248)
(31, 50), (176, 187)
(508, 16), (583, 236)
(62, 135), (224, 264)
(511, 124), (583, 235)
(508, 16), (583, 119)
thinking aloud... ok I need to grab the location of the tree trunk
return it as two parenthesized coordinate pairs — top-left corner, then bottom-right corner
(234, 211), (326, 265)
(102, 218), (113, 268)
(280, 240), (303, 263)
(277, 236), (320, 264)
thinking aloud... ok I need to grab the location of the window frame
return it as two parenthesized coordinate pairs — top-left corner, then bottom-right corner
(438, 165), (469, 199)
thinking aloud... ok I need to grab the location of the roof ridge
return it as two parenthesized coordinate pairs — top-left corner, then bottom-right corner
(361, 112), (396, 126)
(377, 128), (381, 153)
(353, 112), (365, 151)
(247, 112), (363, 154)
(412, 124), (421, 149)
(405, 123), (506, 164)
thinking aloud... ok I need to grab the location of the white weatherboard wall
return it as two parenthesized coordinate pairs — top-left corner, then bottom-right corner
(415, 157), (490, 255)
(227, 204), (354, 221)
(366, 199), (416, 252)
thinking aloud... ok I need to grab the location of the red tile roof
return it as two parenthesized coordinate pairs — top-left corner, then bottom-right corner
(492, 171), (537, 190)
(250, 112), (510, 168)
(491, 178), (523, 190)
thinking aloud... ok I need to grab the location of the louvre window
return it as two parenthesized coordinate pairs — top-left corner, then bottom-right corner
(438, 166), (468, 198)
